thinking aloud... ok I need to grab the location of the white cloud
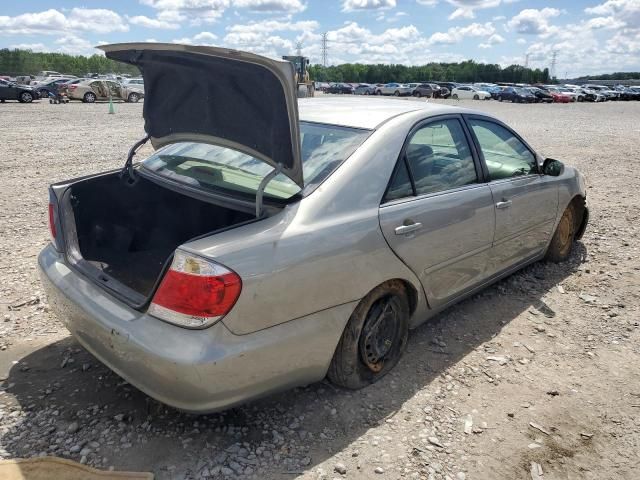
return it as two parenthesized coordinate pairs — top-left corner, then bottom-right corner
(428, 22), (495, 45)
(342, 0), (396, 12)
(507, 8), (561, 35)
(232, 0), (306, 12)
(416, 0), (438, 5)
(194, 31), (218, 41)
(479, 33), (505, 48)
(140, 0), (229, 24)
(445, 0), (501, 20)
(516, 38), (526, 44)
(128, 15), (179, 29)
(8, 42), (47, 51)
(54, 33), (95, 55)
(0, 8), (128, 35)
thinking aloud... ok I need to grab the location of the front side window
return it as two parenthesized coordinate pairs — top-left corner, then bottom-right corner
(467, 118), (537, 181)
(142, 123), (370, 201)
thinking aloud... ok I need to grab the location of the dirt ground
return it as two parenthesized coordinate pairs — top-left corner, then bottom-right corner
(0, 97), (639, 480)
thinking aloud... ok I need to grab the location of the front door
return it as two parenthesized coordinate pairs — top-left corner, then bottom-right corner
(379, 116), (496, 308)
(464, 116), (558, 274)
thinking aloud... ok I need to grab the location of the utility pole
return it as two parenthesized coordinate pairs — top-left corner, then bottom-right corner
(550, 51), (558, 79)
(524, 53), (530, 68)
(295, 41), (303, 57)
(321, 32), (328, 67)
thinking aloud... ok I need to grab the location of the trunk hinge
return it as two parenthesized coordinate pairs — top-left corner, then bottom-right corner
(255, 164), (282, 218)
(120, 134), (150, 185)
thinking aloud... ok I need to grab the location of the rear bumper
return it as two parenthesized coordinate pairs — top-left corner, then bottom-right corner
(38, 244), (355, 412)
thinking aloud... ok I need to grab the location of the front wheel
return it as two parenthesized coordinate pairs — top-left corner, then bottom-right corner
(545, 205), (577, 262)
(83, 92), (96, 103)
(127, 92), (140, 103)
(394, 91), (400, 96)
(328, 281), (409, 389)
(452, 93), (458, 100)
(473, 94), (479, 100)
(414, 91), (422, 98)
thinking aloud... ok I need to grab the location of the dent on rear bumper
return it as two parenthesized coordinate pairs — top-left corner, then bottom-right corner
(38, 244), (355, 412)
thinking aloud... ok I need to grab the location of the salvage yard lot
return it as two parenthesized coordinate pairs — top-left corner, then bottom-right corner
(0, 98), (639, 479)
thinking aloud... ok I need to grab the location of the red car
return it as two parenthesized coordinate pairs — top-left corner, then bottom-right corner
(550, 92), (571, 103)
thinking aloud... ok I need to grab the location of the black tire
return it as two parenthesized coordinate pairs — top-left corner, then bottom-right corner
(327, 281), (410, 389)
(452, 93), (458, 100)
(498, 96), (503, 102)
(414, 91), (422, 97)
(127, 92), (140, 103)
(19, 91), (33, 103)
(394, 90), (400, 96)
(376, 90), (382, 95)
(83, 92), (96, 103)
(545, 204), (577, 262)
(473, 94), (479, 100)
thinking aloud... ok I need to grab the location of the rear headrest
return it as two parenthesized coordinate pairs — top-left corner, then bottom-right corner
(406, 144), (434, 161)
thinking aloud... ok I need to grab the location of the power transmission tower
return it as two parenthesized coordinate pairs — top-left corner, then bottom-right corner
(295, 41), (303, 57)
(321, 32), (328, 67)
(550, 51), (558, 79)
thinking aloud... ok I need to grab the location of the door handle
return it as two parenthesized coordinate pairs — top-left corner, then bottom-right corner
(395, 222), (423, 235)
(495, 200), (512, 209)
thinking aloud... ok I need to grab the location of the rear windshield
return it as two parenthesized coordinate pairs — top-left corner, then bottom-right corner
(141, 122), (370, 201)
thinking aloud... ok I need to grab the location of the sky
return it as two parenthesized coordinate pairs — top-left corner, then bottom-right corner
(1, 0), (639, 77)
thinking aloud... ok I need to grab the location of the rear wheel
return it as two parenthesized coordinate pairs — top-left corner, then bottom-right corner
(498, 96), (503, 102)
(376, 90), (382, 95)
(127, 92), (140, 103)
(19, 91), (33, 103)
(83, 92), (96, 103)
(328, 281), (410, 389)
(394, 90), (400, 96)
(414, 91), (422, 97)
(452, 93), (458, 100)
(545, 205), (577, 262)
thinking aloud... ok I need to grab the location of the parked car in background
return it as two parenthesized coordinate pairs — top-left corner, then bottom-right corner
(15, 75), (35, 85)
(406, 83), (420, 95)
(428, 84), (450, 98)
(474, 83), (502, 99)
(435, 81), (459, 93)
(375, 82), (412, 96)
(120, 79), (145, 103)
(412, 83), (436, 98)
(578, 87), (604, 102)
(34, 77), (76, 99)
(497, 87), (536, 103)
(524, 87), (553, 103)
(584, 85), (618, 101)
(40, 43), (588, 413)
(63, 79), (127, 103)
(562, 87), (586, 102)
(0, 78), (40, 103)
(546, 89), (572, 103)
(35, 70), (63, 81)
(353, 83), (376, 95)
(451, 85), (491, 100)
(613, 85), (640, 101)
(326, 83), (354, 94)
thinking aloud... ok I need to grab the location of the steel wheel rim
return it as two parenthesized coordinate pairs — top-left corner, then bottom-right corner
(557, 210), (574, 256)
(359, 296), (401, 373)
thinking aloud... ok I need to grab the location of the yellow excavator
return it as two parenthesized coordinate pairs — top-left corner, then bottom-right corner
(282, 55), (315, 98)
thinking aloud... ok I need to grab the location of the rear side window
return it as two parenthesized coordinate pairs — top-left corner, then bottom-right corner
(467, 118), (537, 180)
(384, 118), (477, 202)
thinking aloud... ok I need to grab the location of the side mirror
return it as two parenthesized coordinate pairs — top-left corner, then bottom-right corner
(542, 158), (565, 177)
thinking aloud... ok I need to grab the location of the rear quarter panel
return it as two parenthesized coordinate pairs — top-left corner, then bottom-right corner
(183, 113), (436, 335)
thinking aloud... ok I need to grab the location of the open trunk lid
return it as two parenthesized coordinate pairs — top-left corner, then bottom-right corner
(100, 42), (303, 188)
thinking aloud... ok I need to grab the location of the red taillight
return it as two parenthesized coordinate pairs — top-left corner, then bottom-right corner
(148, 251), (241, 328)
(68, 85), (77, 90)
(48, 203), (57, 239)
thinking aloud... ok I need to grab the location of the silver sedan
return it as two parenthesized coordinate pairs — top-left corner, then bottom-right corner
(39, 43), (588, 412)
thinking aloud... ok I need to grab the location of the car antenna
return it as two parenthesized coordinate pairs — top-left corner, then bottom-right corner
(120, 134), (150, 185)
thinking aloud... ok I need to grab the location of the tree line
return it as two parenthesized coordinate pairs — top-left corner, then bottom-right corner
(309, 61), (551, 84)
(0, 48), (140, 77)
(571, 72), (640, 81)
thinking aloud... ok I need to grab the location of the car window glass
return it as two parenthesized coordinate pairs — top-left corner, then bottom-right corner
(468, 118), (537, 180)
(385, 160), (413, 202)
(405, 119), (477, 196)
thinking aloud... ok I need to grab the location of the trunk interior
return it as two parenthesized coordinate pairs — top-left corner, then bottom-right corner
(64, 172), (254, 301)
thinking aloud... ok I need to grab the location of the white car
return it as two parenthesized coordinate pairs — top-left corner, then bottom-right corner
(375, 83), (413, 96)
(451, 85), (491, 100)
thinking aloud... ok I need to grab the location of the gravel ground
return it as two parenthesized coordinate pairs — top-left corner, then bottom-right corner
(0, 97), (639, 480)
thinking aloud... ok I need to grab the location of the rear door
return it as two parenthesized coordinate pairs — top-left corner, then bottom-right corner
(379, 115), (496, 308)
(0, 80), (11, 100)
(464, 115), (558, 274)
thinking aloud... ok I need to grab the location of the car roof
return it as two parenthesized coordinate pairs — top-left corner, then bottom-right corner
(298, 97), (486, 129)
